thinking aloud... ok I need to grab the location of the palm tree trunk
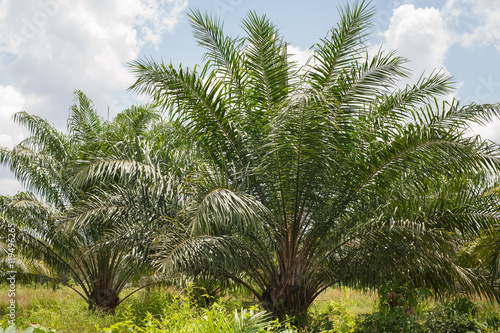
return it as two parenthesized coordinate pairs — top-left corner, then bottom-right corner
(87, 253), (120, 314)
(261, 281), (315, 319)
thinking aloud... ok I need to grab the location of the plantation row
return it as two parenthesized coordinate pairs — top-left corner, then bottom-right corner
(1, 1), (500, 331)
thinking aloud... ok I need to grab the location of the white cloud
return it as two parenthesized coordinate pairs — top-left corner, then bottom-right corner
(0, 0), (187, 195)
(470, 119), (500, 144)
(287, 45), (313, 68)
(444, 0), (500, 53)
(0, 176), (23, 196)
(383, 4), (452, 79)
(0, 85), (27, 196)
(0, 85), (25, 148)
(380, 2), (500, 144)
(377, 3), (457, 108)
(440, 0), (500, 143)
(0, 0), (187, 130)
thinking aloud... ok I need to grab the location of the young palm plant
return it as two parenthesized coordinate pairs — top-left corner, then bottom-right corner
(129, 1), (500, 319)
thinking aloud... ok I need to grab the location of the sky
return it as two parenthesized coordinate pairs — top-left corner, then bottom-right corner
(0, 0), (499, 195)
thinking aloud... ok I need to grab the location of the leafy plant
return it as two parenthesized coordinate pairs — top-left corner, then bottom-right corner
(185, 280), (222, 308)
(354, 281), (424, 333)
(100, 300), (286, 333)
(377, 280), (424, 315)
(303, 287), (357, 332)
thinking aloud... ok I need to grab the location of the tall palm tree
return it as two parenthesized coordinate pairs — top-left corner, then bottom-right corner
(0, 91), (181, 313)
(129, 1), (500, 318)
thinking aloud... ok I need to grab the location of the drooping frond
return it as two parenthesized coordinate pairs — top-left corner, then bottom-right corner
(129, 59), (244, 167)
(12, 111), (69, 160)
(0, 145), (70, 206)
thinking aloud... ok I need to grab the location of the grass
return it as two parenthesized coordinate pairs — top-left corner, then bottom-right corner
(0, 284), (117, 332)
(0, 283), (269, 332)
(0, 284), (499, 332)
(314, 287), (378, 316)
(0, 284), (375, 332)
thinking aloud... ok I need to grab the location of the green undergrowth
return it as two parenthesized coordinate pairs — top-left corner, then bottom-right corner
(0, 285), (290, 333)
(0, 285), (499, 332)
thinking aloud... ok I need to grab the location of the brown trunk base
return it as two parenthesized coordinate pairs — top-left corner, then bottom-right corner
(88, 288), (119, 315)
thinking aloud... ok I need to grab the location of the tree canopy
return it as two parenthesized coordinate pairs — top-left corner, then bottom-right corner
(125, 1), (500, 318)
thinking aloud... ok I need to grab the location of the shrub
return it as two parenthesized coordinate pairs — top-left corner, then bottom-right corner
(354, 306), (423, 333)
(99, 300), (289, 333)
(353, 281), (424, 333)
(184, 280), (221, 308)
(377, 280), (423, 315)
(119, 290), (175, 321)
(422, 297), (488, 333)
(303, 287), (357, 332)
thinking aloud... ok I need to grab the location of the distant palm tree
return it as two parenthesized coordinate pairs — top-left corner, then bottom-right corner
(0, 91), (182, 313)
(129, 1), (500, 318)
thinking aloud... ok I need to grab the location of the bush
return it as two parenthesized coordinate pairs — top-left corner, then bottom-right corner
(353, 281), (424, 333)
(184, 280), (221, 308)
(422, 297), (488, 333)
(99, 301), (289, 333)
(354, 306), (423, 333)
(303, 287), (357, 332)
(119, 290), (175, 321)
(353, 294), (500, 333)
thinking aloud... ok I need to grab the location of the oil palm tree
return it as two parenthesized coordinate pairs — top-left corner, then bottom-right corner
(128, 1), (500, 318)
(0, 91), (181, 313)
